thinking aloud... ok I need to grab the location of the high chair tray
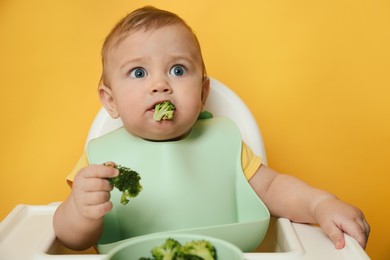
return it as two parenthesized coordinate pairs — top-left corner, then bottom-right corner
(0, 204), (370, 260)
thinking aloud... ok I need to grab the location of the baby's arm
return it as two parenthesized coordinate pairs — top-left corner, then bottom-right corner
(249, 165), (370, 249)
(53, 164), (118, 250)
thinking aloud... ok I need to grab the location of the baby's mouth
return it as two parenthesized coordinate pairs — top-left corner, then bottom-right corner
(152, 100), (175, 121)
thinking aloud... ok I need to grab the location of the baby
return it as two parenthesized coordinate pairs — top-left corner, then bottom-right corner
(53, 6), (369, 252)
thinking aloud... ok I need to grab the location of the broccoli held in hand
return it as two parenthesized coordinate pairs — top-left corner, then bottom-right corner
(109, 165), (142, 205)
(139, 238), (217, 260)
(153, 100), (175, 121)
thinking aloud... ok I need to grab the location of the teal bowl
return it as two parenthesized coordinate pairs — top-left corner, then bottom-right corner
(104, 233), (245, 260)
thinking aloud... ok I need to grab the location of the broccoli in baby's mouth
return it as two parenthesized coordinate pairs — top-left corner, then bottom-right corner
(153, 100), (175, 121)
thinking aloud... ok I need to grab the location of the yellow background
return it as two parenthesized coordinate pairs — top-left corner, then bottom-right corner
(1, 0), (389, 258)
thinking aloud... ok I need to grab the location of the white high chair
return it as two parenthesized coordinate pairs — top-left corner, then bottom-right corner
(0, 78), (370, 259)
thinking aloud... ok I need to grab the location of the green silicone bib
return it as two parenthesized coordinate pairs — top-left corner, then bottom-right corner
(87, 117), (269, 253)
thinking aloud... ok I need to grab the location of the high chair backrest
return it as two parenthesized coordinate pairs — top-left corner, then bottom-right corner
(86, 77), (267, 164)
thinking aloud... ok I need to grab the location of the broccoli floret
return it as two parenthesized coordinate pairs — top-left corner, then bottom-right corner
(178, 240), (217, 260)
(109, 165), (142, 205)
(139, 238), (217, 260)
(153, 100), (175, 121)
(151, 238), (182, 260)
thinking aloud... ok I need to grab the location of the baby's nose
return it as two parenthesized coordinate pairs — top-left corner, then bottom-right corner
(151, 81), (172, 93)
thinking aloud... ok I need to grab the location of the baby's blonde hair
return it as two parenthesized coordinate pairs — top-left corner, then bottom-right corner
(100, 6), (206, 87)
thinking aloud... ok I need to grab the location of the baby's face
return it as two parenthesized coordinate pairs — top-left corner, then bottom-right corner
(101, 24), (208, 141)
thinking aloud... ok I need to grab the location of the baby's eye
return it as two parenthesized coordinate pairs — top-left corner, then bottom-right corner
(169, 65), (186, 77)
(129, 67), (147, 78)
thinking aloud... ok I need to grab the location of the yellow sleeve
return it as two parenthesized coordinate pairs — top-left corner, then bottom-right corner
(66, 153), (89, 187)
(241, 142), (262, 180)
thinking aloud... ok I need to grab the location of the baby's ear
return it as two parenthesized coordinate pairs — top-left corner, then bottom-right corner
(201, 77), (210, 106)
(98, 84), (119, 119)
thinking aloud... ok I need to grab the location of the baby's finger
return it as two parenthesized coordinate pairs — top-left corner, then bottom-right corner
(344, 221), (369, 249)
(82, 191), (111, 205)
(80, 201), (113, 220)
(322, 222), (345, 249)
(83, 164), (118, 179)
(363, 220), (371, 240)
(82, 177), (113, 192)
(103, 161), (117, 168)
(331, 231), (345, 249)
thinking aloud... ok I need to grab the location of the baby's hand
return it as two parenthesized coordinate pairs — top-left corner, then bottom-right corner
(314, 198), (370, 249)
(71, 163), (118, 220)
